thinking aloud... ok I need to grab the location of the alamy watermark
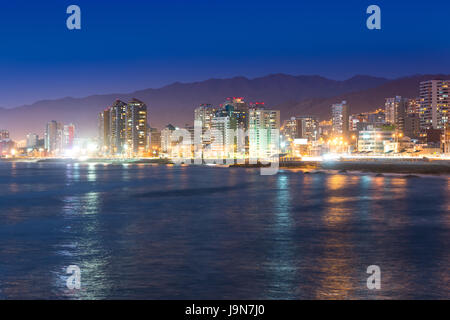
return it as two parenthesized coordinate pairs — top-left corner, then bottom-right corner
(366, 265), (381, 290)
(66, 5), (81, 30)
(66, 265), (81, 290)
(366, 5), (381, 30)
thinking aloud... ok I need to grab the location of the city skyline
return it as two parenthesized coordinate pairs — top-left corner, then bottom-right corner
(3, 72), (450, 141)
(1, 77), (449, 161)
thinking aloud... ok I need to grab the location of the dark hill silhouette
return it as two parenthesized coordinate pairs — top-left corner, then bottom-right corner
(0, 74), (387, 139)
(2, 73), (447, 140)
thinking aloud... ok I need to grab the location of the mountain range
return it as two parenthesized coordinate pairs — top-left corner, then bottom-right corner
(1, 73), (449, 140)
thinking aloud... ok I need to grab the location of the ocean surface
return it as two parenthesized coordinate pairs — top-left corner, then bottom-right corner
(0, 161), (449, 299)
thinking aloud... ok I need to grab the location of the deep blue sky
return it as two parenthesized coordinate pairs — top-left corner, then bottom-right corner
(0, 0), (449, 107)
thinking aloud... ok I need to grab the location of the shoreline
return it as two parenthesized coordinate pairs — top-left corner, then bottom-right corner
(2, 157), (450, 175)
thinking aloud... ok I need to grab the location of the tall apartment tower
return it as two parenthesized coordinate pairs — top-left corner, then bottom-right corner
(126, 99), (148, 154)
(45, 120), (62, 154)
(194, 104), (217, 147)
(385, 96), (408, 132)
(148, 127), (161, 156)
(331, 101), (349, 137)
(98, 108), (111, 152)
(419, 80), (450, 130)
(109, 100), (128, 154)
(219, 97), (249, 130)
(63, 124), (75, 149)
(296, 116), (319, 142)
(161, 124), (176, 154)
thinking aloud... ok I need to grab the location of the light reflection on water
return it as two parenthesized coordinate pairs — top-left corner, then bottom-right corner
(0, 162), (449, 299)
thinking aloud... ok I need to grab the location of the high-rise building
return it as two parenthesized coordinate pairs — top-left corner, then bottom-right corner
(109, 100), (128, 154)
(248, 108), (280, 160)
(281, 118), (299, 141)
(419, 80), (450, 130)
(281, 116), (318, 142)
(210, 116), (237, 157)
(98, 108), (111, 152)
(148, 127), (161, 156)
(219, 97), (249, 130)
(161, 124), (176, 154)
(63, 124), (75, 149)
(296, 116), (318, 142)
(126, 99), (147, 154)
(45, 120), (63, 154)
(194, 104), (217, 147)
(331, 101), (349, 138)
(385, 96), (408, 132)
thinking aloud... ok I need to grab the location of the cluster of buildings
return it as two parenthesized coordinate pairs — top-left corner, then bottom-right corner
(193, 98), (279, 160)
(43, 121), (76, 156)
(280, 79), (450, 157)
(97, 97), (280, 161)
(1, 122), (76, 158)
(2, 79), (449, 160)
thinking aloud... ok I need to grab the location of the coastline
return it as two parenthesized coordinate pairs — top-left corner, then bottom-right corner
(2, 157), (450, 175)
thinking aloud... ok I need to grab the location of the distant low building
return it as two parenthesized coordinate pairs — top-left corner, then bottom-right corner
(404, 113), (421, 139)
(26, 133), (39, 149)
(444, 125), (450, 154)
(0, 139), (15, 156)
(385, 96), (408, 133)
(0, 129), (10, 140)
(358, 126), (395, 153)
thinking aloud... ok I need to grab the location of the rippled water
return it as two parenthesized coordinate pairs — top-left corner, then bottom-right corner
(0, 161), (449, 299)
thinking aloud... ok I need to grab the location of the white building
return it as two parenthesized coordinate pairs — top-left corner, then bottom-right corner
(26, 133), (39, 149)
(358, 127), (395, 153)
(248, 108), (280, 160)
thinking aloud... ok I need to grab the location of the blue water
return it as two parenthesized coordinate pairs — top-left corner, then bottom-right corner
(0, 161), (449, 299)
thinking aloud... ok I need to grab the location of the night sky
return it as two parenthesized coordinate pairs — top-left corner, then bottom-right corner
(0, 0), (449, 107)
